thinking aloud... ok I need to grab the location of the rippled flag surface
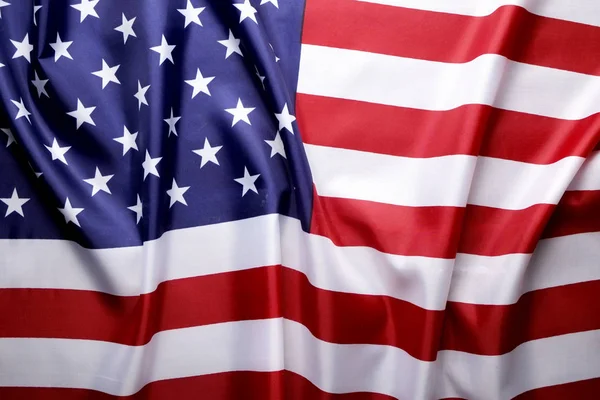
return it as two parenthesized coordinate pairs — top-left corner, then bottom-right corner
(1, 0), (600, 399)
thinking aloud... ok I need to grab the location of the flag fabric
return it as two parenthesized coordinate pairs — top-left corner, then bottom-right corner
(1, 0), (600, 399)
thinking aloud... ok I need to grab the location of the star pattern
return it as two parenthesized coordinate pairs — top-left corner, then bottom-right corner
(265, 132), (286, 158)
(234, 167), (260, 196)
(71, 0), (99, 22)
(185, 68), (215, 98)
(58, 198), (84, 227)
(225, 98), (255, 127)
(150, 35), (176, 65)
(134, 80), (150, 109)
(1, 188), (29, 217)
(113, 126), (138, 155)
(33, 5), (42, 26)
(234, 0), (258, 24)
(0, 1), (9, 19)
(2, 128), (15, 147)
(83, 167), (114, 196)
(275, 103), (296, 134)
(192, 138), (222, 168)
(115, 13), (136, 43)
(11, 98), (31, 124)
(218, 30), (243, 59)
(269, 43), (280, 62)
(128, 195), (143, 224)
(255, 66), (266, 90)
(260, 0), (279, 8)
(91, 59), (120, 89)
(166, 179), (190, 207)
(67, 99), (96, 129)
(164, 108), (181, 136)
(178, 0), (205, 28)
(31, 71), (49, 98)
(11, 33), (34, 63)
(50, 34), (74, 61)
(142, 151), (161, 180)
(45, 138), (71, 165)
(0, 0), (308, 251)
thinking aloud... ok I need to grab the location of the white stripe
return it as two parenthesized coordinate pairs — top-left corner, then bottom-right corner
(436, 329), (600, 399)
(305, 144), (476, 207)
(2, 215), (600, 309)
(1, 318), (599, 399)
(360, 0), (600, 27)
(568, 151), (600, 191)
(298, 45), (600, 121)
(0, 214), (452, 310)
(467, 156), (584, 209)
(305, 144), (583, 209)
(453, 232), (600, 305)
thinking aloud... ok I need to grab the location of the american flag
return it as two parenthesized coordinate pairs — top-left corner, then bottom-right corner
(1, 0), (600, 398)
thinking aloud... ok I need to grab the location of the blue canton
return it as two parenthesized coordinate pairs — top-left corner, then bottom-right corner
(0, 0), (312, 248)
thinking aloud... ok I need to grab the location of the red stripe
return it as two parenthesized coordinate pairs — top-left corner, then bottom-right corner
(513, 377), (600, 400)
(442, 280), (600, 355)
(0, 370), (395, 400)
(312, 191), (600, 258)
(457, 204), (554, 256)
(302, 0), (600, 76)
(297, 94), (600, 163)
(3, 263), (600, 358)
(310, 192), (464, 258)
(0, 265), (444, 361)
(312, 194), (558, 257)
(542, 190), (600, 239)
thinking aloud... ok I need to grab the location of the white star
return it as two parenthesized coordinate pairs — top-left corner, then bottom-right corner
(11, 98), (31, 124)
(142, 151), (161, 180)
(2, 128), (15, 147)
(275, 103), (296, 134)
(0, 62), (4, 68)
(260, 0), (279, 7)
(269, 43), (280, 62)
(255, 65), (265, 89)
(50, 34), (73, 61)
(114, 13), (136, 43)
(83, 167), (113, 196)
(91, 59), (120, 89)
(150, 35), (175, 65)
(164, 108), (181, 137)
(113, 126), (138, 155)
(0, 1), (9, 19)
(218, 30), (243, 59)
(31, 71), (49, 98)
(71, 0), (99, 22)
(225, 98), (255, 127)
(234, 167), (260, 196)
(192, 138), (222, 168)
(1, 188), (29, 217)
(58, 198), (84, 227)
(128, 194), (143, 224)
(67, 99), (95, 129)
(166, 179), (190, 208)
(185, 68), (215, 99)
(33, 5), (42, 26)
(11, 33), (34, 63)
(265, 132), (286, 158)
(234, 0), (258, 24)
(178, 0), (205, 28)
(45, 138), (71, 165)
(134, 80), (150, 109)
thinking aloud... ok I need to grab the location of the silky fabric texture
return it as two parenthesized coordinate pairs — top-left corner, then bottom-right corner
(1, 0), (600, 400)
